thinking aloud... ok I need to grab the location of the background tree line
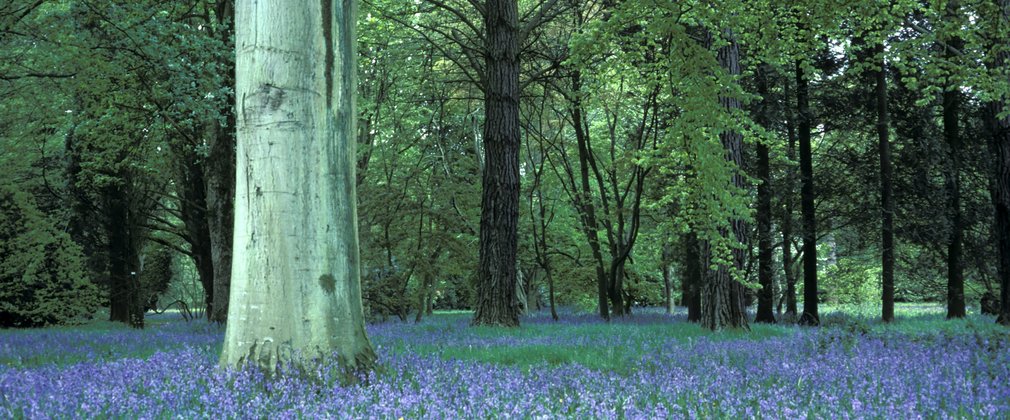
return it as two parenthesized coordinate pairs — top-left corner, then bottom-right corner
(1, 0), (1008, 330)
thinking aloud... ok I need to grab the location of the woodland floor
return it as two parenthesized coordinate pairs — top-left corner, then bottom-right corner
(1, 304), (1008, 418)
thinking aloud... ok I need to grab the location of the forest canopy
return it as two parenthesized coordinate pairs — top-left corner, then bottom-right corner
(0, 0), (1008, 330)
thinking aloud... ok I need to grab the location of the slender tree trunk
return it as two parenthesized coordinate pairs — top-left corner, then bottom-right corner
(990, 0), (1010, 326)
(684, 232), (702, 322)
(662, 242), (674, 314)
(783, 78), (798, 316)
(701, 30), (749, 331)
(221, 0), (377, 375)
(755, 64), (776, 324)
(873, 43), (896, 323)
(178, 155), (216, 317)
(206, 0), (235, 324)
(473, 0), (522, 327)
(571, 72), (610, 320)
(943, 2), (966, 318)
(416, 270), (433, 323)
(797, 60), (819, 326)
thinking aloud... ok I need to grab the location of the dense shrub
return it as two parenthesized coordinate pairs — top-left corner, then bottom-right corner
(139, 246), (173, 312)
(0, 185), (100, 327)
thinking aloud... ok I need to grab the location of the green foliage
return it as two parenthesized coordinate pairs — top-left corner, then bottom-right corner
(0, 183), (100, 327)
(138, 246), (173, 312)
(821, 256), (882, 305)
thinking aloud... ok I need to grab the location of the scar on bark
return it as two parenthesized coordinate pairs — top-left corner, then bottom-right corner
(257, 84), (285, 111)
(319, 274), (336, 294)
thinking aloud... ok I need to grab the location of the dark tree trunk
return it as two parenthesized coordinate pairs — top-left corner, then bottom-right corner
(701, 30), (749, 331)
(473, 0), (521, 327)
(178, 154), (216, 317)
(546, 267), (559, 320)
(782, 78), (798, 317)
(609, 258), (626, 317)
(662, 242), (675, 314)
(105, 185), (143, 329)
(989, 0), (1010, 326)
(873, 43), (896, 323)
(206, 0), (235, 323)
(416, 270), (433, 323)
(796, 60), (819, 326)
(995, 104), (1010, 325)
(684, 232), (702, 322)
(943, 3), (966, 319)
(755, 64), (776, 324)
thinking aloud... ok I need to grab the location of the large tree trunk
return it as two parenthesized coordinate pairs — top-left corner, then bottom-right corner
(873, 42), (896, 323)
(205, 0), (235, 324)
(990, 0), (1010, 326)
(105, 184), (144, 328)
(221, 0), (377, 375)
(701, 30), (749, 331)
(797, 60), (820, 326)
(943, 1), (966, 319)
(473, 0), (522, 327)
(755, 64), (776, 324)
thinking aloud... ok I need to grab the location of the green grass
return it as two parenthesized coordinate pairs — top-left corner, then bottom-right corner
(402, 318), (792, 373)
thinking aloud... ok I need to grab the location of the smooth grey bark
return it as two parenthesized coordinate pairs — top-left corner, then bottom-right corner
(221, 0), (376, 374)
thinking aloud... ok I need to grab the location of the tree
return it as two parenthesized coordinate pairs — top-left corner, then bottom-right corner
(796, 58), (820, 326)
(873, 40), (896, 323)
(220, 0), (377, 374)
(942, 0), (967, 319)
(203, 0), (236, 324)
(700, 28), (749, 331)
(754, 64), (776, 324)
(988, 0), (1010, 326)
(472, 0), (522, 327)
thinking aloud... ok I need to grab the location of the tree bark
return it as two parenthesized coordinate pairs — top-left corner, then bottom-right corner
(570, 71), (610, 321)
(178, 152), (216, 317)
(797, 60), (819, 326)
(782, 77), (798, 316)
(943, 1), (966, 319)
(473, 0), (522, 327)
(221, 0), (377, 375)
(205, 0), (235, 324)
(990, 0), (1010, 326)
(684, 232), (702, 322)
(701, 30), (749, 331)
(104, 184), (144, 328)
(755, 64), (776, 324)
(873, 42), (896, 323)
(662, 242), (674, 314)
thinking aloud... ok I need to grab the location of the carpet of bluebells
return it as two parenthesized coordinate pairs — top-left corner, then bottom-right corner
(2, 306), (1009, 418)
